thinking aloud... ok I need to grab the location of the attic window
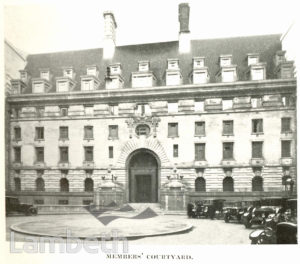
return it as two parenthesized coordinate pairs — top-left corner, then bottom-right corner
(138, 61), (149, 72)
(193, 58), (205, 68)
(40, 70), (50, 81)
(248, 55), (259, 66)
(110, 63), (122, 75)
(87, 67), (97, 76)
(220, 57), (232, 67)
(57, 81), (68, 92)
(63, 68), (73, 78)
(167, 59), (179, 70)
(252, 68), (264, 80)
(20, 71), (28, 82)
(33, 82), (44, 93)
(222, 70), (235, 82)
(82, 80), (93, 91)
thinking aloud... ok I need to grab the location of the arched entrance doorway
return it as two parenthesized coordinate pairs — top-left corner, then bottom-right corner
(127, 149), (159, 203)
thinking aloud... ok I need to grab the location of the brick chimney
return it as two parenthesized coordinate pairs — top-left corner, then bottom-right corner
(103, 11), (117, 60)
(178, 3), (191, 53)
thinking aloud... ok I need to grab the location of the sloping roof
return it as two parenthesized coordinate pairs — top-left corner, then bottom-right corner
(24, 34), (282, 93)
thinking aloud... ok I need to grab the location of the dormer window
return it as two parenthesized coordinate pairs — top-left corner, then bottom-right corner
(110, 63), (122, 75)
(274, 51), (286, 66)
(33, 82), (45, 93)
(86, 66), (98, 77)
(247, 54), (259, 66)
(82, 80), (93, 91)
(40, 69), (50, 81)
(222, 69), (236, 82)
(63, 67), (74, 79)
(219, 55), (232, 67)
(138, 61), (150, 72)
(19, 70), (29, 83)
(193, 57), (205, 68)
(167, 59), (179, 70)
(249, 64), (266, 81)
(57, 80), (69, 92)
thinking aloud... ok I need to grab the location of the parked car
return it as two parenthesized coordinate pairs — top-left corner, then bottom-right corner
(284, 199), (297, 223)
(223, 201), (247, 223)
(249, 220), (297, 244)
(244, 206), (275, 228)
(6, 196), (38, 216)
(203, 199), (225, 220)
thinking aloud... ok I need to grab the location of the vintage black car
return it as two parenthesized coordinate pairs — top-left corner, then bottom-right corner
(6, 196), (38, 216)
(284, 199), (297, 223)
(223, 201), (247, 223)
(187, 199), (225, 219)
(244, 206), (275, 228)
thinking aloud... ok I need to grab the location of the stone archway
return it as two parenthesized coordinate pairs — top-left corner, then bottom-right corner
(126, 149), (160, 203)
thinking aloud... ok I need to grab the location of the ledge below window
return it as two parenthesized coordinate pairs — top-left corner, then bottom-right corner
(58, 162), (70, 168)
(280, 157), (293, 166)
(83, 161), (95, 168)
(194, 160), (207, 167)
(250, 158), (264, 166)
(221, 160), (236, 166)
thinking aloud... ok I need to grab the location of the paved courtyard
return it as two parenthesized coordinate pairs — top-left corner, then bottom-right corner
(6, 214), (252, 245)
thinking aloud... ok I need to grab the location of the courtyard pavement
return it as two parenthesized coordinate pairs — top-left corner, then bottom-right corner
(6, 214), (252, 245)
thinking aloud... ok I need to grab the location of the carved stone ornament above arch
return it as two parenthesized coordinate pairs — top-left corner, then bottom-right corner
(125, 116), (161, 139)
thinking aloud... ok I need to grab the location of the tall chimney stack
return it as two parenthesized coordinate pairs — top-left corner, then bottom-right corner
(103, 11), (117, 60)
(178, 3), (191, 53)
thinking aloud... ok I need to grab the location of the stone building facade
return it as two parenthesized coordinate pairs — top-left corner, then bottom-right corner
(6, 4), (296, 209)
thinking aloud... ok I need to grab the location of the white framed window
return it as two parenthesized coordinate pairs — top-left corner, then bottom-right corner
(251, 97), (262, 108)
(40, 71), (49, 80)
(87, 67), (97, 76)
(33, 82), (44, 93)
(82, 80), (93, 91)
(193, 59), (204, 68)
(168, 102), (178, 113)
(252, 68), (264, 80)
(220, 58), (231, 67)
(248, 56), (259, 66)
(63, 69), (73, 78)
(57, 81), (68, 92)
(222, 70), (235, 82)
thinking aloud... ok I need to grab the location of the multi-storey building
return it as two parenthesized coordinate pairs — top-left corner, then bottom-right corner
(6, 4), (296, 209)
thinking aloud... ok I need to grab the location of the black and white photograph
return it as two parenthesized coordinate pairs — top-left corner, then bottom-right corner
(1, 0), (299, 263)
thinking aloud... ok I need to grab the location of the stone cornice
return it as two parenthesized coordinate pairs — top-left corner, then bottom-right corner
(7, 78), (296, 106)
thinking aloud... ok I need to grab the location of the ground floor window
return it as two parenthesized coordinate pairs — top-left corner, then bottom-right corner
(14, 177), (21, 191)
(84, 178), (94, 192)
(36, 177), (45, 191)
(223, 176), (234, 192)
(195, 177), (206, 192)
(60, 178), (69, 192)
(252, 176), (263, 191)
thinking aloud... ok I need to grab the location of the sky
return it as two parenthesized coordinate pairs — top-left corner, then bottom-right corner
(3, 0), (298, 54)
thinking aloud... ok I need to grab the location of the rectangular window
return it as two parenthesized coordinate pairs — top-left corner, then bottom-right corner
(223, 120), (234, 135)
(281, 118), (291, 133)
(59, 126), (69, 140)
(58, 200), (69, 205)
(60, 107), (68, 117)
(40, 71), (49, 80)
(135, 104), (151, 116)
(168, 102), (178, 113)
(281, 141), (291, 158)
(194, 101), (204, 112)
(14, 127), (21, 140)
(35, 127), (44, 140)
(82, 200), (93, 205)
(34, 199), (44, 205)
(173, 144), (178, 158)
(109, 105), (119, 116)
(195, 122), (205, 136)
(282, 95), (294, 107)
(36, 107), (45, 118)
(109, 146), (114, 159)
(57, 81), (68, 92)
(35, 147), (44, 162)
(222, 99), (233, 110)
(14, 147), (21, 162)
(109, 125), (118, 139)
(168, 123), (178, 137)
(82, 80), (93, 91)
(251, 97), (262, 108)
(84, 147), (93, 162)
(60, 147), (69, 162)
(84, 126), (93, 139)
(252, 142), (263, 158)
(195, 143), (205, 161)
(223, 142), (234, 160)
(252, 119), (263, 133)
